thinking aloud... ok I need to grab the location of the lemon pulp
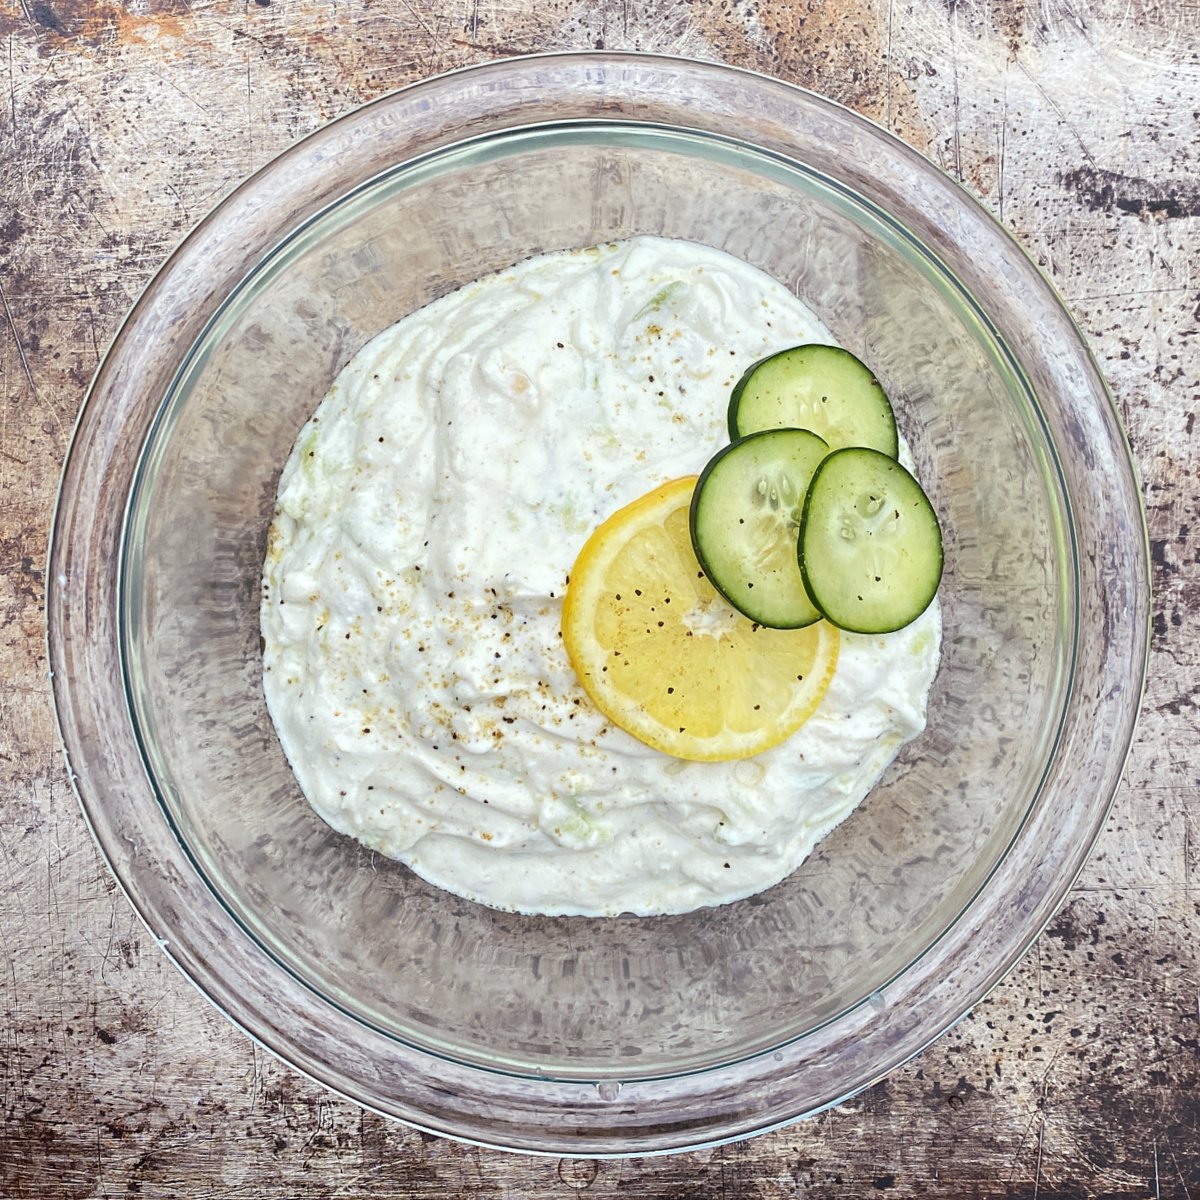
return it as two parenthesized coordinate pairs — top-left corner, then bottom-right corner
(561, 476), (839, 761)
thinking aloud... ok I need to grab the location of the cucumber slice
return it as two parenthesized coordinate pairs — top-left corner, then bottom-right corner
(729, 344), (899, 457)
(690, 428), (830, 629)
(799, 447), (942, 634)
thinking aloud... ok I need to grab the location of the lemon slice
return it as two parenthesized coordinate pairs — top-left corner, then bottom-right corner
(562, 476), (839, 761)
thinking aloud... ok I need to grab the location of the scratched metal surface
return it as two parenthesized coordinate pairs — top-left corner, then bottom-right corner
(0, 0), (1196, 1195)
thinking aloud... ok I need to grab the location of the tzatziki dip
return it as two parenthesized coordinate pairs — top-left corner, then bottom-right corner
(261, 236), (941, 917)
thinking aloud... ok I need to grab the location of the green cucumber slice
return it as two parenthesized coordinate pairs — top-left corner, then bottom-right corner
(799, 447), (942, 634)
(729, 344), (899, 457)
(689, 428), (830, 629)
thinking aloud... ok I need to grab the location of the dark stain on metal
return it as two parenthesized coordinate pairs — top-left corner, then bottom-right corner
(30, 3), (70, 34)
(1060, 165), (1200, 220)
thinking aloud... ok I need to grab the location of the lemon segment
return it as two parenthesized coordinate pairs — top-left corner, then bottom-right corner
(562, 476), (839, 761)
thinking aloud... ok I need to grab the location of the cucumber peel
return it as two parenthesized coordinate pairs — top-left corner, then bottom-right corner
(798, 447), (943, 634)
(729, 344), (899, 458)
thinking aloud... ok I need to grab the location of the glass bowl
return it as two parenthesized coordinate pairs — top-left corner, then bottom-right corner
(47, 52), (1149, 1155)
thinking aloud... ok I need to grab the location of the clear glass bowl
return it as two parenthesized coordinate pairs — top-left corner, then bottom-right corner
(48, 53), (1149, 1155)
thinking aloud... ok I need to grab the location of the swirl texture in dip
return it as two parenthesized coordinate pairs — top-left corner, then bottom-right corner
(261, 236), (940, 916)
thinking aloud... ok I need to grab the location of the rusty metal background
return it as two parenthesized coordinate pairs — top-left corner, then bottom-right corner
(1, 0), (1196, 1194)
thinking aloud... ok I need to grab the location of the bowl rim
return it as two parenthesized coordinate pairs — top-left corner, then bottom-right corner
(47, 49), (1151, 1156)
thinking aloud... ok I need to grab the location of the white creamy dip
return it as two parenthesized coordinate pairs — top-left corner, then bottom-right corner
(262, 236), (941, 917)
